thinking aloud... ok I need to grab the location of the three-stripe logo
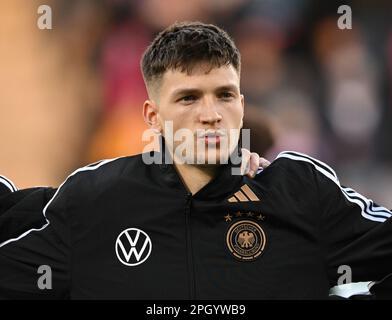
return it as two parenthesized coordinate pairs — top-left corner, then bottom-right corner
(228, 184), (260, 203)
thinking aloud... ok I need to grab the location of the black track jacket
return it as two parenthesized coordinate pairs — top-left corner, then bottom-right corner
(0, 151), (391, 299)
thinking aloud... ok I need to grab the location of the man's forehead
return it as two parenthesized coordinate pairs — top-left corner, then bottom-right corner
(164, 63), (238, 78)
(161, 64), (240, 92)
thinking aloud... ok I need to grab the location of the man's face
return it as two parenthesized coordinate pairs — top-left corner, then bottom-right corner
(149, 64), (244, 165)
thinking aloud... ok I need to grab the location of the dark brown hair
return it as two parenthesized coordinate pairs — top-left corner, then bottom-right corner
(141, 21), (241, 94)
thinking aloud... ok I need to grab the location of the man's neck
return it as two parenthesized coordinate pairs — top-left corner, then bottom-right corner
(174, 163), (219, 195)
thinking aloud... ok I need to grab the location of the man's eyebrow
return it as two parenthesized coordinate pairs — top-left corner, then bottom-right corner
(171, 84), (239, 98)
(214, 84), (239, 93)
(171, 88), (201, 98)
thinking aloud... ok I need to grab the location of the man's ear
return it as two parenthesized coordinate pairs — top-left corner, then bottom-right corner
(143, 100), (162, 133)
(240, 94), (245, 128)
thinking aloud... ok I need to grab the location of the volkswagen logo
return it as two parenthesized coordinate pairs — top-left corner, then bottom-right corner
(115, 228), (152, 266)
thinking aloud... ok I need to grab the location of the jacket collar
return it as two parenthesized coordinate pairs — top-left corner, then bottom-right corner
(155, 137), (244, 200)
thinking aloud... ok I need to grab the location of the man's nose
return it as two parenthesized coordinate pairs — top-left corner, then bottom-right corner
(199, 99), (222, 125)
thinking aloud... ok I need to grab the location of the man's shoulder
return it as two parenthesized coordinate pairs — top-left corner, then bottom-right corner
(253, 150), (339, 188)
(271, 150), (339, 183)
(0, 175), (18, 195)
(61, 153), (149, 191)
(74, 153), (144, 176)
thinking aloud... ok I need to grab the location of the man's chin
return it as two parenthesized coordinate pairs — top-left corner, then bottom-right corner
(171, 146), (237, 165)
(194, 152), (231, 165)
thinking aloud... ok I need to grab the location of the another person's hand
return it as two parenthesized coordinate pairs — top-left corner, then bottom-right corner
(241, 148), (271, 178)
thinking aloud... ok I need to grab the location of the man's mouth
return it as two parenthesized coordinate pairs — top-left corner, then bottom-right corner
(196, 129), (225, 146)
(204, 135), (220, 145)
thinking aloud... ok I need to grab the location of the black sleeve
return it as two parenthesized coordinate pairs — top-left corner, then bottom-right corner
(0, 175), (17, 196)
(0, 187), (56, 244)
(0, 181), (70, 299)
(277, 151), (392, 288)
(314, 162), (392, 286)
(318, 174), (392, 285)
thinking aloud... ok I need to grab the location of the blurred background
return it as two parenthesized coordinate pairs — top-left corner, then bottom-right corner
(0, 0), (391, 207)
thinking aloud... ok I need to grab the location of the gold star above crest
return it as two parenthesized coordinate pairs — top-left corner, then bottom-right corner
(224, 214), (233, 222)
(247, 212), (254, 217)
(257, 214), (265, 221)
(235, 211), (242, 217)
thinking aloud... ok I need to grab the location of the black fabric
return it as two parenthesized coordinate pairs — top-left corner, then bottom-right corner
(0, 177), (14, 195)
(0, 152), (391, 299)
(0, 184), (11, 196)
(0, 187), (56, 243)
(370, 273), (392, 299)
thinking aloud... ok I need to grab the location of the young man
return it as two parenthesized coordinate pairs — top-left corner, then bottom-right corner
(0, 22), (391, 299)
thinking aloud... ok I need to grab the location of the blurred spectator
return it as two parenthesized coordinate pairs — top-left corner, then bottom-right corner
(0, 0), (103, 187)
(313, 17), (381, 164)
(243, 105), (274, 156)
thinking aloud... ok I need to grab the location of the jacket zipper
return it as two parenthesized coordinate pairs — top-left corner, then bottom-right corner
(169, 164), (196, 299)
(185, 192), (196, 299)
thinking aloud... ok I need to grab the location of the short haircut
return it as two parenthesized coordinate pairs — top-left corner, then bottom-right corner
(141, 21), (241, 97)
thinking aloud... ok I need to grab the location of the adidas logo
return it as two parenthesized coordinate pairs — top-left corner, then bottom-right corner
(228, 184), (260, 202)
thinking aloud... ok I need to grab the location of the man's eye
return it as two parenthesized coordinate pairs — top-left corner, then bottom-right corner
(179, 95), (197, 103)
(177, 95), (197, 104)
(219, 92), (235, 100)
